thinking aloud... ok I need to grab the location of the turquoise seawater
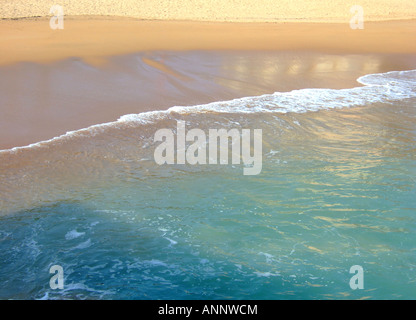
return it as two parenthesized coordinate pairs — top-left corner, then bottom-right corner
(0, 69), (415, 299)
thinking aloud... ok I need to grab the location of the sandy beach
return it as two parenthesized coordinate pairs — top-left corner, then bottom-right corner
(0, 16), (415, 149)
(1, 0), (416, 149)
(1, 0), (416, 22)
(1, 1), (416, 300)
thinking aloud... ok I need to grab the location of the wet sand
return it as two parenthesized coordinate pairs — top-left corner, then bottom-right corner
(1, 18), (416, 66)
(0, 18), (416, 149)
(1, 51), (416, 149)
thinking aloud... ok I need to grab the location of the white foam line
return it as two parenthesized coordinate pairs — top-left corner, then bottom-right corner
(1, 69), (415, 154)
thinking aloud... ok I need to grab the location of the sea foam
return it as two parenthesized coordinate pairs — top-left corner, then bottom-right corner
(2, 69), (415, 154)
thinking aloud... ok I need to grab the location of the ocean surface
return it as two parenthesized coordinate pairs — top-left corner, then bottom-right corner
(0, 67), (415, 299)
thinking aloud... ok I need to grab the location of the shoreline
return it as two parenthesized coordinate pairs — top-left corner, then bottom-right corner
(0, 17), (415, 149)
(1, 67), (415, 216)
(1, 51), (416, 150)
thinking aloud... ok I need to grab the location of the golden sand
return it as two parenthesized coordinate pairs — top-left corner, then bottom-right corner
(1, 0), (416, 22)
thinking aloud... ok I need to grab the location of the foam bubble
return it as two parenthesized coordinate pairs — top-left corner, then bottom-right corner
(65, 230), (85, 240)
(72, 239), (92, 250)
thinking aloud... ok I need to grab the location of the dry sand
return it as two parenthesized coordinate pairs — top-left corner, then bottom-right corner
(1, 0), (416, 22)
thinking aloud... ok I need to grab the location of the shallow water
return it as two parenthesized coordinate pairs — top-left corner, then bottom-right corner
(0, 69), (415, 299)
